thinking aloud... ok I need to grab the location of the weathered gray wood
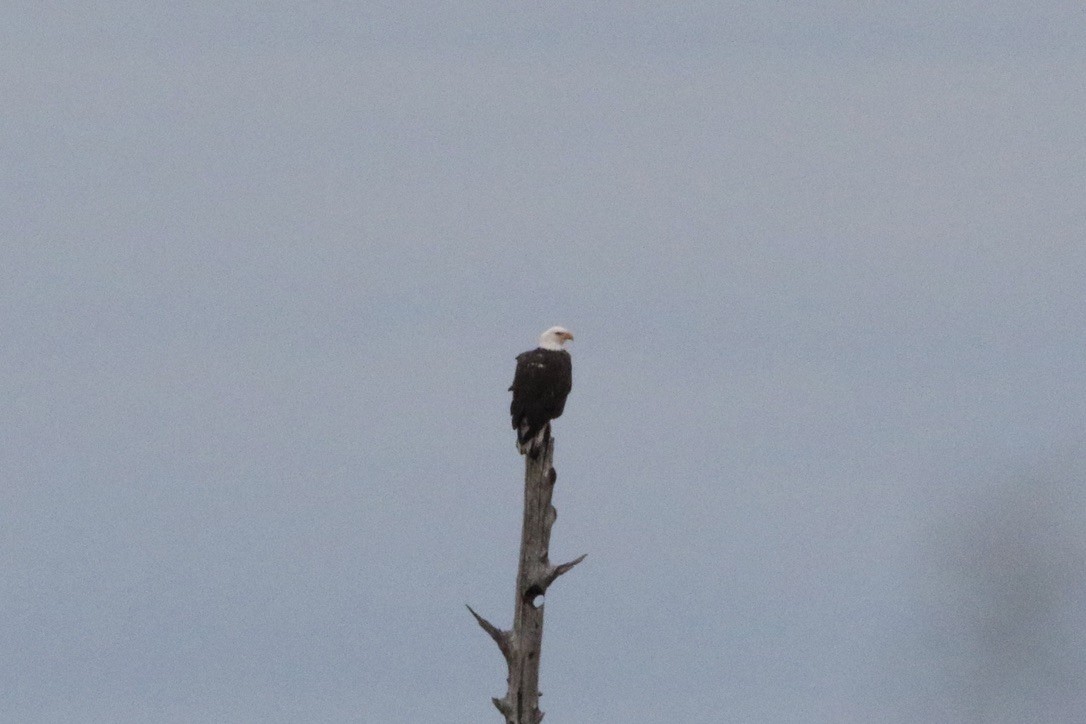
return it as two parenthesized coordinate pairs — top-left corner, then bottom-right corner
(469, 431), (586, 723)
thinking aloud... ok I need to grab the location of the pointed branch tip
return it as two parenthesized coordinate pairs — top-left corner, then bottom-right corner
(466, 604), (512, 658)
(531, 553), (588, 594)
(553, 553), (587, 578)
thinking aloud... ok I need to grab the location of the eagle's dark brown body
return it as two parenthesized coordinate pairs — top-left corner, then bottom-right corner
(509, 347), (572, 457)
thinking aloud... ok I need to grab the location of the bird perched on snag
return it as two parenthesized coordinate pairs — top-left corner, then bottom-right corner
(509, 326), (573, 457)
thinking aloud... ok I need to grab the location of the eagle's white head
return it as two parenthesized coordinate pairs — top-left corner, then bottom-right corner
(539, 326), (574, 351)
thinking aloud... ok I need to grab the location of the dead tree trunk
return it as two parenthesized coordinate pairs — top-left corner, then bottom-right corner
(468, 432), (586, 723)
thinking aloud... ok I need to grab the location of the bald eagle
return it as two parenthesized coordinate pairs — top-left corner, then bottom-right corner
(509, 326), (573, 457)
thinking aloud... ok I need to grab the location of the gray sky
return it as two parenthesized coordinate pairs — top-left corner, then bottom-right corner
(4, 4), (1086, 722)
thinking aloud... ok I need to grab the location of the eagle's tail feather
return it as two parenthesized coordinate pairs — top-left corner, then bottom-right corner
(517, 423), (549, 458)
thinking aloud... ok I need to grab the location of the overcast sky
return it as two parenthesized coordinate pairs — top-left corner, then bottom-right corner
(4, 4), (1086, 722)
